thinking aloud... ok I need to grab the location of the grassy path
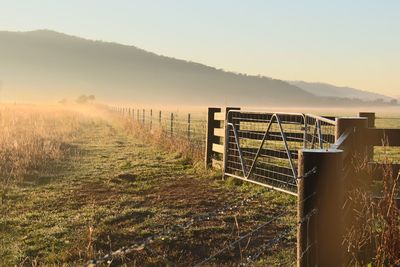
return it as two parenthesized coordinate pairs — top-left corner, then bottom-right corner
(1, 119), (296, 266)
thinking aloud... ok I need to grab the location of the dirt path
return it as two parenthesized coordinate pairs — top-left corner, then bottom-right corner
(1, 120), (296, 266)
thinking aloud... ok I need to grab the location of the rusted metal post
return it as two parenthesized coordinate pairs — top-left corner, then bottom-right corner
(187, 113), (191, 140)
(159, 111), (162, 125)
(170, 113), (174, 137)
(150, 109), (153, 130)
(297, 149), (344, 267)
(205, 107), (221, 168)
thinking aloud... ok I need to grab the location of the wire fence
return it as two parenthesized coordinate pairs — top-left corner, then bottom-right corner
(108, 107), (400, 266)
(375, 116), (400, 128)
(115, 107), (208, 152)
(224, 111), (336, 195)
(86, 190), (296, 266)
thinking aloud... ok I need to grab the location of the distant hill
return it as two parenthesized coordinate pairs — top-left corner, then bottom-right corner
(0, 30), (318, 106)
(288, 81), (394, 102)
(0, 30), (396, 107)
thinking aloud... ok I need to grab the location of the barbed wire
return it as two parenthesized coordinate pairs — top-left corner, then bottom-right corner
(298, 208), (318, 225)
(297, 167), (317, 180)
(194, 211), (289, 267)
(237, 206), (318, 266)
(85, 191), (266, 266)
(376, 117), (400, 120)
(238, 226), (295, 266)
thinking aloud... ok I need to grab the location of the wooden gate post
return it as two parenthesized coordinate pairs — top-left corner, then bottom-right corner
(205, 107), (221, 168)
(223, 107), (241, 175)
(359, 112), (375, 128)
(335, 117), (368, 183)
(335, 117), (368, 149)
(297, 149), (344, 267)
(359, 112), (375, 161)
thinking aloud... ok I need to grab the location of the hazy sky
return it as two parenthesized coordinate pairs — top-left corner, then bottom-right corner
(1, 0), (399, 96)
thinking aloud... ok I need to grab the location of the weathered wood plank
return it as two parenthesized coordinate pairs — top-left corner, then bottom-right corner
(212, 143), (224, 154)
(214, 112), (225, 121)
(214, 128), (225, 137)
(366, 128), (400, 146)
(368, 162), (400, 180)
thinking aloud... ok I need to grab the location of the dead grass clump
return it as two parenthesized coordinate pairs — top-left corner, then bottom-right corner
(345, 159), (400, 266)
(0, 105), (84, 203)
(121, 116), (204, 163)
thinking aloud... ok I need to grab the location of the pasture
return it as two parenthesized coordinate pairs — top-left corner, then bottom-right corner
(0, 104), (399, 266)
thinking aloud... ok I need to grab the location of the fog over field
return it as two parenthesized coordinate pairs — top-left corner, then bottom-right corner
(0, 30), (396, 107)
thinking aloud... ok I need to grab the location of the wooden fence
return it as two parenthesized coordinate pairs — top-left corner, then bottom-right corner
(111, 105), (399, 266)
(205, 107), (400, 266)
(111, 106), (207, 148)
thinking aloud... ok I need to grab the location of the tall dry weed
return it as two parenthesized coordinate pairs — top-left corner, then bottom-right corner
(0, 104), (90, 203)
(121, 115), (204, 163)
(345, 156), (400, 266)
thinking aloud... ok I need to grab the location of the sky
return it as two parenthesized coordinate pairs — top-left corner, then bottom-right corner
(1, 0), (399, 97)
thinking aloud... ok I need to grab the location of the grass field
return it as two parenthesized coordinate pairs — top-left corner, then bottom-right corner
(1, 105), (399, 266)
(0, 105), (296, 266)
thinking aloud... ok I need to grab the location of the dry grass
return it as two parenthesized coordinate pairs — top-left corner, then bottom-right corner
(0, 104), (107, 203)
(344, 156), (400, 266)
(121, 116), (204, 164)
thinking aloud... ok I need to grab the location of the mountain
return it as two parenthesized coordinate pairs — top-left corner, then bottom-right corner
(1, 30), (395, 107)
(0, 30), (318, 106)
(288, 81), (394, 102)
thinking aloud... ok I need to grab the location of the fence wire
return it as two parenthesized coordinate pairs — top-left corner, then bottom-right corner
(225, 111), (335, 194)
(86, 191), (266, 266)
(114, 107), (207, 152)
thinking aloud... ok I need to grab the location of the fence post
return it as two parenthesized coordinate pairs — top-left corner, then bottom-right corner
(359, 112), (375, 161)
(297, 149), (344, 267)
(159, 111), (162, 125)
(150, 109), (153, 130)
(132, 108), (135, 121)
(335, 117), (368, 144)
(359, 112), (375, 128)
(137, 109), (139, 122)
(170, 113), (174, 137)
(334, 117), (368, 264)
(142, 109), (145, 126)
(187, 113), (191, 140)
(335, 117), (368, 164)
(223, 107), (241, 175)
(205, 107), (222, 168)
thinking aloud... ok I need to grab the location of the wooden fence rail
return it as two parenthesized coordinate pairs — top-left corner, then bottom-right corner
(203, 107), (400, 267)
(111, 105), (399, 266)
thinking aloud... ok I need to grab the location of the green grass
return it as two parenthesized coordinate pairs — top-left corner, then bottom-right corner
(0, 118), (296, 266)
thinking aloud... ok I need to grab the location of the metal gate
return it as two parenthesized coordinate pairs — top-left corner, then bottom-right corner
(224, 111), (336, 195)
